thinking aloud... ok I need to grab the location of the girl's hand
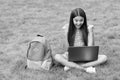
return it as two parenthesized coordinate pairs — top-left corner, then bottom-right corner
(88, 25), (94, 33)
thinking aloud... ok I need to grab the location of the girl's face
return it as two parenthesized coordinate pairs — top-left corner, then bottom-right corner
(73, 16), (84, 29)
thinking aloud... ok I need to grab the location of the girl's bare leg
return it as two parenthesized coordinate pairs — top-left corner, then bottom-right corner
(53, 53), (85, 70)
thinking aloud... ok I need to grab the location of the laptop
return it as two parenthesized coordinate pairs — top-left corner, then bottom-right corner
(68, 46), (99, 62)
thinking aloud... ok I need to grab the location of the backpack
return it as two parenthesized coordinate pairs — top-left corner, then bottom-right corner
(26, 35), (53, 70)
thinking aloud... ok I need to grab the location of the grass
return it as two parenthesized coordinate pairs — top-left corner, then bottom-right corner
(0, 0), (120, 80)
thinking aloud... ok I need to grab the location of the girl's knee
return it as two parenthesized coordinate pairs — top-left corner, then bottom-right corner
(99, 55), (107, 62)
(54, 54), (62, 61)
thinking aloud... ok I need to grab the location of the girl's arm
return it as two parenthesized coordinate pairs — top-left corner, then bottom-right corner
(87, 25), (94, 46)
(62, 24), (69, 35)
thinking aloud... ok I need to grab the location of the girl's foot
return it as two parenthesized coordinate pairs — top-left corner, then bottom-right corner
(64, 66), (71, 71)
(85, 66), (96, 73)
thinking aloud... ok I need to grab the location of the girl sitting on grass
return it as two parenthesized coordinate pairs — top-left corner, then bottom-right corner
(53, 8), (107, 72)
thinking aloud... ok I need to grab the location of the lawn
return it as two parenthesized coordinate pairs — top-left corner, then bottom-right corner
(0, 0), (120, 80)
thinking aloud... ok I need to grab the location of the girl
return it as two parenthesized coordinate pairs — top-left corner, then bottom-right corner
(53, 8), (107, 72)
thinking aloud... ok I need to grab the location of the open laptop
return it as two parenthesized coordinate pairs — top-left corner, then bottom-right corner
(68, 46), (99, 62)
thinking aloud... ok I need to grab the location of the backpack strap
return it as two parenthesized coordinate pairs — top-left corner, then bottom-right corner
(26, 41), (32, 58)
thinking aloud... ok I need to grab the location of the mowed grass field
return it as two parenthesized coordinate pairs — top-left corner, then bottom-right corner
(0, 0), (120, 80)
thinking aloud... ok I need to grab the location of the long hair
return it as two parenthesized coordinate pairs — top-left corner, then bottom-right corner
(67, 8), (88, 46)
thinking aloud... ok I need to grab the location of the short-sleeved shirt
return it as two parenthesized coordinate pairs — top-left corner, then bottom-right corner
(74, 29), (84, 46)
(62, 24), (94, 47)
